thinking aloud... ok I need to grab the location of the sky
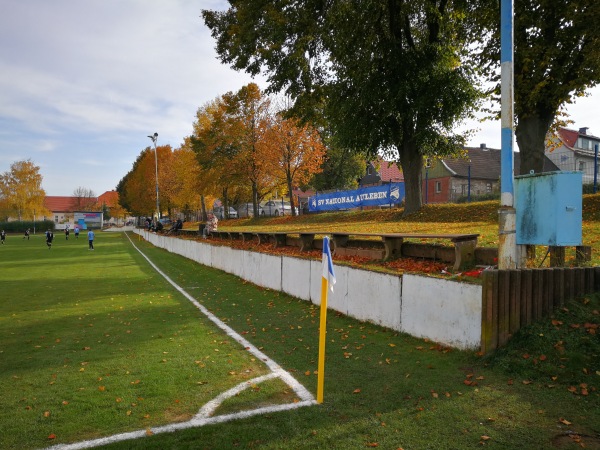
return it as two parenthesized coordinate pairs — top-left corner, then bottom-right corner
(1, 1), (599, 197)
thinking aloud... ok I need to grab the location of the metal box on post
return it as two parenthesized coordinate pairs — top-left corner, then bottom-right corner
(515, 171), (582, 246)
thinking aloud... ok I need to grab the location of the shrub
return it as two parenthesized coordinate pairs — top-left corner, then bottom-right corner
(0, 220), (54, 233)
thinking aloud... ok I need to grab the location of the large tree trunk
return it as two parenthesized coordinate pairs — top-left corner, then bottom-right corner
(515, 114), (554, 175)
(397, 140), (423, 216)
(286, 170), (296, 216)
(252, 182), (260, 217)
(200, 195), (207, 222)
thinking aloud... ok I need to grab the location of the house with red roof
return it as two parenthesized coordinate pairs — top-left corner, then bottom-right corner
(43, 194), (99, 226)
(97, 190), (119, 208)
(421, 145), (559, 203)
(545, 127), (600, 184)
(359, 158), (404, 187)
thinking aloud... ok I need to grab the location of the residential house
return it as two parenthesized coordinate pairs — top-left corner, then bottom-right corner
(422, 145), (560, 203)
(545, 127), (600, 184)
(359, 159), (404, 187)
(43, 196), (95, 225)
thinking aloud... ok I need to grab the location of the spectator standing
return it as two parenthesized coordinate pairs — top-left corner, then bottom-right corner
(45, 229), (54, 249)
(1, 229), (5, 245)
(87, 229), (95, 250)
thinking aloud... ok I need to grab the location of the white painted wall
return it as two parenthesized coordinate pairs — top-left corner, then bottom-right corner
(401, 275), (482, 349)
(133, 230), (482, 350)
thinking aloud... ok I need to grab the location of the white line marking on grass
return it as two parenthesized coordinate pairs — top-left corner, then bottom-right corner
(45, 233), (316, 450)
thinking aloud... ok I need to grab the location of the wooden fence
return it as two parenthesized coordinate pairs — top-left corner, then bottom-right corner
(481, 266), (600, 353)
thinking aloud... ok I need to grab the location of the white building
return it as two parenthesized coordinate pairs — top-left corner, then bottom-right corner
(545, 127), (600, 184)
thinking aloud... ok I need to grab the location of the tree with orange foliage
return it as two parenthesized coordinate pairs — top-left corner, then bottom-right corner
(261, 112), (325, 215)
(191, 84), (274, 217)
(116, 145), (172, 217)
(163, 138), (203, 220)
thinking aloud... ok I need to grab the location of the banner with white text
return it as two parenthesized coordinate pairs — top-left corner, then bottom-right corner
(308, 183), (405, 212)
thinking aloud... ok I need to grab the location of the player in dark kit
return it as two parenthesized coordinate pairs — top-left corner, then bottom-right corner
(45, 229), (54, 249)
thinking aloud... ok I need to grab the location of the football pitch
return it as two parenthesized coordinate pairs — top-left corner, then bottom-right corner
(0, 231), (314, 449)
(3, 230), (598, 449)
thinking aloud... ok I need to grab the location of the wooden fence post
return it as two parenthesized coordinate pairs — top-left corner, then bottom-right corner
(565, 269), (575, 302)
(554, 268), (565, 308)
(532, 269), (544, 321)
(542, 269), (554, 316)
(498, 270), (510, 346)
(584, 267), (594, 294)
(520, 269), (533, 326)
(574, 267), (585, 298)
(509, 270), (521, 335)
(481, 270), (498, 354)
(549, 246), (565, 267)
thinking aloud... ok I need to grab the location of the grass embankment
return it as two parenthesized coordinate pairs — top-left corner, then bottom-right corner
(0, 227), (598, 449)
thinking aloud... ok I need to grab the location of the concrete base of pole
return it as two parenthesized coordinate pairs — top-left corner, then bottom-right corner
(498, 206), (519, 269)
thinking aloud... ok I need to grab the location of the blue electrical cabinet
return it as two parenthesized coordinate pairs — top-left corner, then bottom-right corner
(515, 171), (582, 246)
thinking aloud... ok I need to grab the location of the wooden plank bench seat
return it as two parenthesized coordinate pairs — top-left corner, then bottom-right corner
(327, 232), (479, 271)
(214, 230), (479, 270)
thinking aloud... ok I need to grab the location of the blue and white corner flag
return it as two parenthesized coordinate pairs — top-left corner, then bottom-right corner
(322, 236), (336, 292)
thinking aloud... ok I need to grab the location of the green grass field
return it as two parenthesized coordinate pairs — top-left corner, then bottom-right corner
(0, 230), (598, 449)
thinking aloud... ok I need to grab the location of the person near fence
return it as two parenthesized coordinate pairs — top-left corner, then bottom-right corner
(202, 213), (218, 238)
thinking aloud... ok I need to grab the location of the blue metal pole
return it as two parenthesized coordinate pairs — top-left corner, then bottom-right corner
(498, 0), (518, 269)
(468, 163), (471, 203)
(594, 144), (598, 193)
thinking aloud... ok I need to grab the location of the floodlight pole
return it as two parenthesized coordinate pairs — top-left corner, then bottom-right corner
(148, 133), (160, 219)
(498, 0), (519, 269)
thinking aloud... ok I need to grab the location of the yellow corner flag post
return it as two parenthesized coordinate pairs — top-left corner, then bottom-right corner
(317, 236), (336, 404)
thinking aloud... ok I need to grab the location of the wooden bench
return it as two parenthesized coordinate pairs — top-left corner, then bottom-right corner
(296, 231), (478, 270)
(211, 229), (479, 271)
(210, 230), (289, 246)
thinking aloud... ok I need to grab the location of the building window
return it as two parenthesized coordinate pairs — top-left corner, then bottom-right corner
(54, 216), (58, 223)
(435, 181), (442, 193)
(486, 183), (493, 193)
(578, 161), (586, 172)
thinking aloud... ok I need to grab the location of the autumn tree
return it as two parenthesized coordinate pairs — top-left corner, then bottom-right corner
(192, 84), (275, 217)
(116, 145), (173, 217)
(191, 97), (244, 219)
(262, 111), (325, 214)
(0, 159), (47, 220)
(203, 1), (482, 215)
(469, 0), (600, 174)
(163, 139), (203, 220)
(73, 187), (96, 210)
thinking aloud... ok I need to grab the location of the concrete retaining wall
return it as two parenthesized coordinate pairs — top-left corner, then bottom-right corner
(135, 230), (482, 350)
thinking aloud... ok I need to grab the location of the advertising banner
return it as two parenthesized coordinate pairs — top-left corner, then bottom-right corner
(308, 183), (404, 212)
(74, 211), (103, 229)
